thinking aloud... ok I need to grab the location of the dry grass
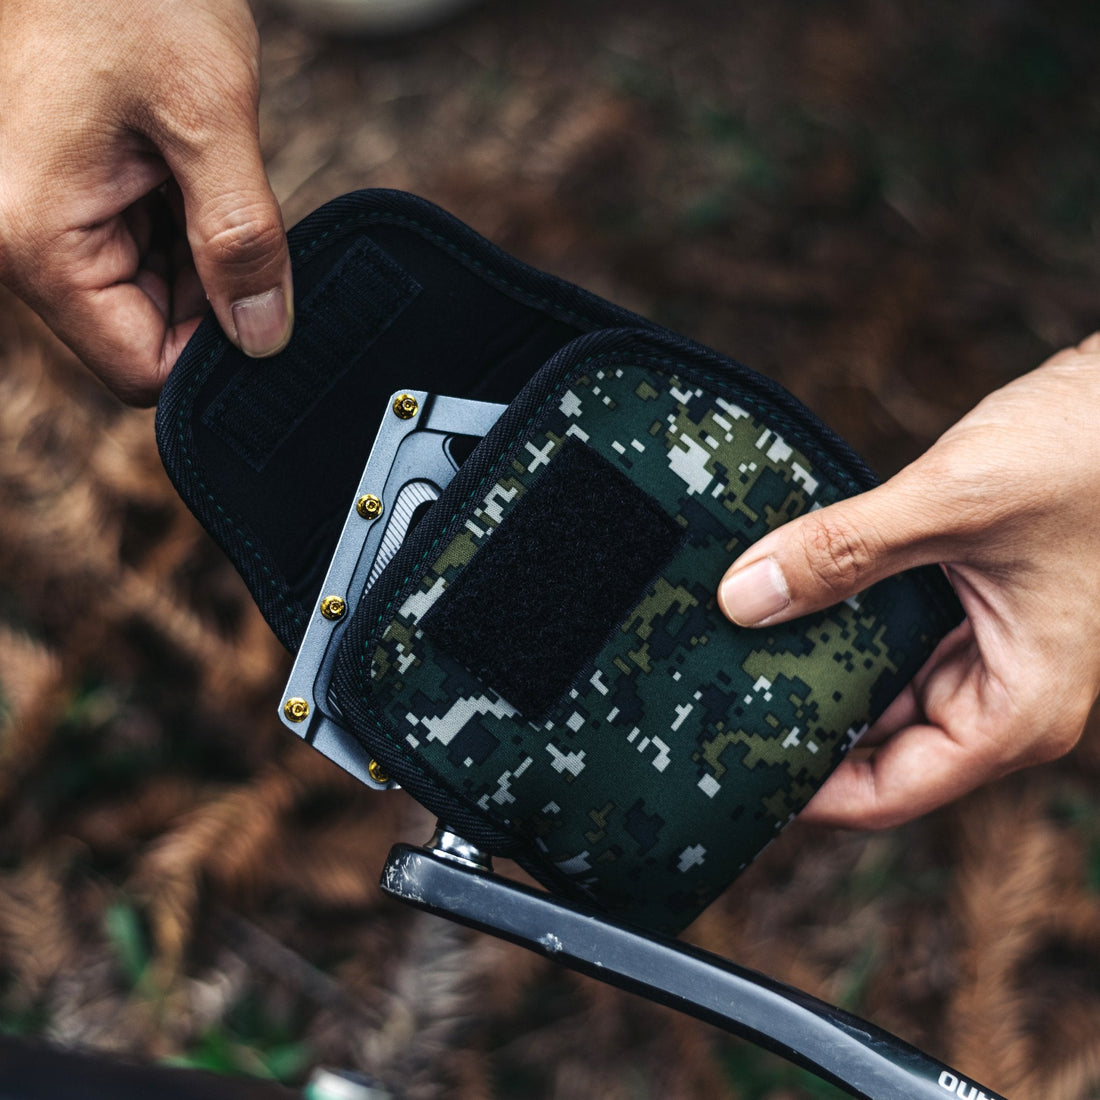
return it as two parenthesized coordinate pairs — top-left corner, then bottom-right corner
(2, 0), (1100, 1096)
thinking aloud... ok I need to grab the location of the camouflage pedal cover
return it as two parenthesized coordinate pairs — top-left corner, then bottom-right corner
(330, 327), (962, 933)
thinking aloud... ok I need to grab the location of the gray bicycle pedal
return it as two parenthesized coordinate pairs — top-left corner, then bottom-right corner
(279, 390), (506, 789)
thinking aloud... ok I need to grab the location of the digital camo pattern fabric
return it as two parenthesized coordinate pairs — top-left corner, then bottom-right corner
(362, 359), (956, 932)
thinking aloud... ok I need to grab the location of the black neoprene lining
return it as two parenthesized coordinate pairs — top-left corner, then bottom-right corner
(420, 438), (685, 720)
(202, 237), (421, 472)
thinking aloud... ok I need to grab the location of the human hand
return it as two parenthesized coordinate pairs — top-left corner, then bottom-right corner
(717, 335), (1100, 829)
(0, 0), (293, 406)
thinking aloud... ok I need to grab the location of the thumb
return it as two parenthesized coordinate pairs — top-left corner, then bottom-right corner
(161, 114), (293, 358)
(717, 473), (942, 627)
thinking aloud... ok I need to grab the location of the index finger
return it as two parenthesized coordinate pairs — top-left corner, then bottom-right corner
(34, 208), (206, 405)
(797, 721), (1004, 831)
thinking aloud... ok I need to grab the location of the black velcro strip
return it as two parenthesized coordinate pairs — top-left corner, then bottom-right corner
(421, 438), (684, 718)
(201, 237), (421, 472)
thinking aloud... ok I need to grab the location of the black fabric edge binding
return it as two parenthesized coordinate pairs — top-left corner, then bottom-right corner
(155, 189), (664, 652)
(330, 325), (964, 905)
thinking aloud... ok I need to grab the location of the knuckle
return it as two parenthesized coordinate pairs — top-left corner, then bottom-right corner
(204, 60), (260, 114)
(801, 516), (877, 595)
(853, 781), (912, 831)
(144, 55), (259, 157)
(201, 203), (285, 271)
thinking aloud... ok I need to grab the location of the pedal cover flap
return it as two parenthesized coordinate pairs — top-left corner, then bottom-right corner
(156, 189), (652, 652)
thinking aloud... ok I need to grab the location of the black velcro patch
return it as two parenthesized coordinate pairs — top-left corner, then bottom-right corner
(202, 237), (420, 472)
(421, 438), (684, 718)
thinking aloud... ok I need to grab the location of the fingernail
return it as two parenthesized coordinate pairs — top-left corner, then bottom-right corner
(719, 557), (791, 626)
(231, 287), (291, 357)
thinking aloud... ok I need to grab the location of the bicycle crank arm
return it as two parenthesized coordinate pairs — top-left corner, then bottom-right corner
(380, 835), (1008, 1100)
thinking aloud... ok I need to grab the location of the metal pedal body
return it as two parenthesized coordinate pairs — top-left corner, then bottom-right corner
(279, 390), (506, 789)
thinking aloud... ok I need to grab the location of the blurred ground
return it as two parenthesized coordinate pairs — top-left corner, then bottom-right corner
(2, 0), (1100, 1097)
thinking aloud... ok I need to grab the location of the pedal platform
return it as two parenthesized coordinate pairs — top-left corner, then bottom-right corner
(279, 390), (507, 789)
